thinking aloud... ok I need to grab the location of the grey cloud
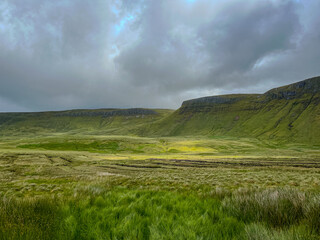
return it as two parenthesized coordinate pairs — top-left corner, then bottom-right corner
(115, 0), (304, 94)
(199, 0), (300, 76)
(244, 0), (320, 88)
(0, 0), (319, 111)
(115, 0), (211, 92)
(0, 0), (116, 110)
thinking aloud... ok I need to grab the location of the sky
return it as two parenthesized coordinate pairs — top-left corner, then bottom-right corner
(0, 0), (319, 112)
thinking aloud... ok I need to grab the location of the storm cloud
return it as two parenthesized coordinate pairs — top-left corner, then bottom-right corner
(0, 0), (319, 111)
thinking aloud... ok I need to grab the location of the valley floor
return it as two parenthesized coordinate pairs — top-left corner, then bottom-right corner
(1, 135), (320, 239)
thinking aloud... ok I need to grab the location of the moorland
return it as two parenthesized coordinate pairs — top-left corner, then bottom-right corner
(1, 76), (320, 239)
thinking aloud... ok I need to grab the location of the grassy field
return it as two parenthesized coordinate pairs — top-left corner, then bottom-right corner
(1, 135), (320, 239)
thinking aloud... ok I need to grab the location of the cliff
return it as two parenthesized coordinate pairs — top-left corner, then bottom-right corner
(143, 76), (320, 144)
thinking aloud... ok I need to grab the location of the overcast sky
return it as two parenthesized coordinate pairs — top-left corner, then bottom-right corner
(0, 0), (319, 112)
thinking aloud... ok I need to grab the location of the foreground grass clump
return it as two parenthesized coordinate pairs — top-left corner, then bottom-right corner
(0, 188), (245, 240)
(223, 188), (320, 237)
(61, 189), (245, 240)
(0, 197), (61, 240)
(244, 223), (314, 240)
(1, 188), (320, 240)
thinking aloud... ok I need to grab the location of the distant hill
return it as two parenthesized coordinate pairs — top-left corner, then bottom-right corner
(1, 76), (319, 144)
(0, 108), (173, 136)
(141, 76), (320, 144)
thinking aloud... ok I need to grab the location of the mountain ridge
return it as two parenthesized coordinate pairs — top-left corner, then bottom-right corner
(141, 76), (320, 144)
(0, 76), (319, 144)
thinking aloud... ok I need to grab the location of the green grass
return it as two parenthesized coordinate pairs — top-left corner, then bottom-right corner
(0, 89), (320, 145)
(1, 188), (319, 240)
(223, 189), (320, 231)
(0, 197), (61, 240)
(1, 77), (320, 238)
(1, 135), (320, 239)
(0, 189), (245, 240)
(0, 109), (174, 137)
(141, 92), (320, 145)
(19, 141), (121, 153)
(60, 189), (245, 240)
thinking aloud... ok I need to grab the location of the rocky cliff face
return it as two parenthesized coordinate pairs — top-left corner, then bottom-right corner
(181, 95), (249, 106)
(179, 94), (263, 114)
(265, 76), (320, 100)
(180, 77), (320, 111)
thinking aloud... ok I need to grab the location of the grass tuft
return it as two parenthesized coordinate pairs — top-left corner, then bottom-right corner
(223, 188), (320, 234)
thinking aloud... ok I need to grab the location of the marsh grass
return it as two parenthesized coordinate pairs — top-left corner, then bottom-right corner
(1, 135), (320, 239)
(223, 188), (320, 236)
(245, 223), (317, 240)
(0, 187), (319, 240)
(0, 197), (61, 240)
(0, 188), (246, 240)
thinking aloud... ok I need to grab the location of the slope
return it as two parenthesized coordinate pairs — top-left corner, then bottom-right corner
(0, 108), (174, 137)
(142, 76), (320, 144)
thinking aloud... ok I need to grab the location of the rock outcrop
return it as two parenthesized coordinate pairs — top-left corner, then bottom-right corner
(265, 76), (320, 100)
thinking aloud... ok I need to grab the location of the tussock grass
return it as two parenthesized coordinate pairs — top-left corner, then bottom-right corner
(304, 194), (320, 234)
(0, 189), (247, 240)
(223, 188), (320, 235)
(1, 188), (319, 239)
(245, 223), (316, 240)
(0, 197), (61, 240)
(1, 135), (320, 239)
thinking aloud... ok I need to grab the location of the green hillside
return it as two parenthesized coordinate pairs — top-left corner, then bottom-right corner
(142, 76), (320, 144)
(0, 108), (174, 137)
(1, 76), (319, 144)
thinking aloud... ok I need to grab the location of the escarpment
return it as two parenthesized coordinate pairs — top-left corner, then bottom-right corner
(147, 76), (320, 143)
(265, 76), (320, 100)
(179, 94), (263, 114)
(179, 76), (320, 114)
